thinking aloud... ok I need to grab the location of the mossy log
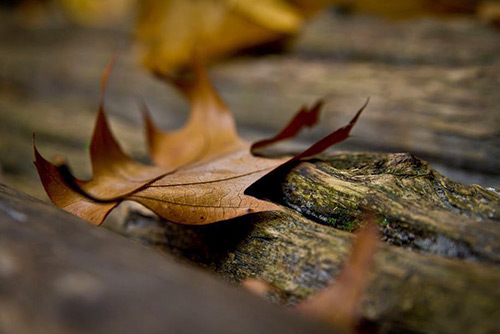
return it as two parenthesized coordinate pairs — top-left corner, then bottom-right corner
(110, 152), (500, 334)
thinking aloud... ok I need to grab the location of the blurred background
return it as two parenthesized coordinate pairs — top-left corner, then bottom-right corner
(0, 0), (499, 199)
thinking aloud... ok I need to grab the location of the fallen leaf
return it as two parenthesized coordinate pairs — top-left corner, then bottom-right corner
(56, 0), (136, 26)
(478, 1), (500, 27)
(136, 0), (330, 73)
(251, 100), (324, 154)
(241, 278), (273, 297)
(34, 58), (366, 226)
(295, 220), (379, 330)
(16, 0), (329, 68)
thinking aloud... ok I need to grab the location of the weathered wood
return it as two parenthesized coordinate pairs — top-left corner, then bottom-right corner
(0, 184), (335, 334)
(267, 152), (500, 264)
(0, 10), (499, 200)
(109, 153), (500, 334)
(1, 8), (500, 334)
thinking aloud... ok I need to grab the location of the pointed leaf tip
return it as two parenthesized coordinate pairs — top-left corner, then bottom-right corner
(91, 54), (137, 174)
(99, 54), (118, 108)
(349, 97), (370, 126)
(251, 99), (325, 153)
(290, 98), (369, 161)
(33, 142), (118, 226)
(139, 99), (161, 156)
(89, 105), (131, 174)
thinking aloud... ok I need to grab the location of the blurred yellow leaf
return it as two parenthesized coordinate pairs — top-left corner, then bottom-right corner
(56, 0), (135, 26)
(136, 0), (330, 73)
(230, 0), (302, 32)
(478, 1), (500, 27)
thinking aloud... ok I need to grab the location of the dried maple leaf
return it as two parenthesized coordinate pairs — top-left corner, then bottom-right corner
(34, 59), (366, 226)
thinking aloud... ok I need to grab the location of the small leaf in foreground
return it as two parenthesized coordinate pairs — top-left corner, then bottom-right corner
(241, 278), (273, 297)
(295, 221), (379, 330)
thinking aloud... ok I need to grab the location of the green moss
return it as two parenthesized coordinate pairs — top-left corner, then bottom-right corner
(377, 215), (389, 227)
(327, 214), (357, 232)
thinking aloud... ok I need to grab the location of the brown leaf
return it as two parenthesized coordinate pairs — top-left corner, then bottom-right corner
(34, 59), (366, 226)
(251, 100), (324, 153)
(241, 278), (273, 297)
(295, 221), (379, 330)
(136, 0), (330, 72)
(478, 1), (500, 27)
(57, 0), (135, 26)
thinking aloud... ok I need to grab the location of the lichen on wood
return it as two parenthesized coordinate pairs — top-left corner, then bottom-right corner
(110, 152), (500, 334)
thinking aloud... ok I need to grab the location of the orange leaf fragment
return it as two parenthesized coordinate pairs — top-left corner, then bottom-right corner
(241, 278), (273, 297)
(295, 222), (379, 330)
(34, 59), (366, 226)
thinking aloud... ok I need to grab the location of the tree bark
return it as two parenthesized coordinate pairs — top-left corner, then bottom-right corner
(110, 152), (500, 334)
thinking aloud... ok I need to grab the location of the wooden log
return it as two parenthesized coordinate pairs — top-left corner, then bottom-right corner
(265, 152), (500, 265)
(1, 9), (500, 334)
(1, 10), (500, 200)
(110, 152), (500, 334)
(0, 184), (335, 334)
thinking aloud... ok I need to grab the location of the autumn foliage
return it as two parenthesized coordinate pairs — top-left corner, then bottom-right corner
(34, 58), (366, 226)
